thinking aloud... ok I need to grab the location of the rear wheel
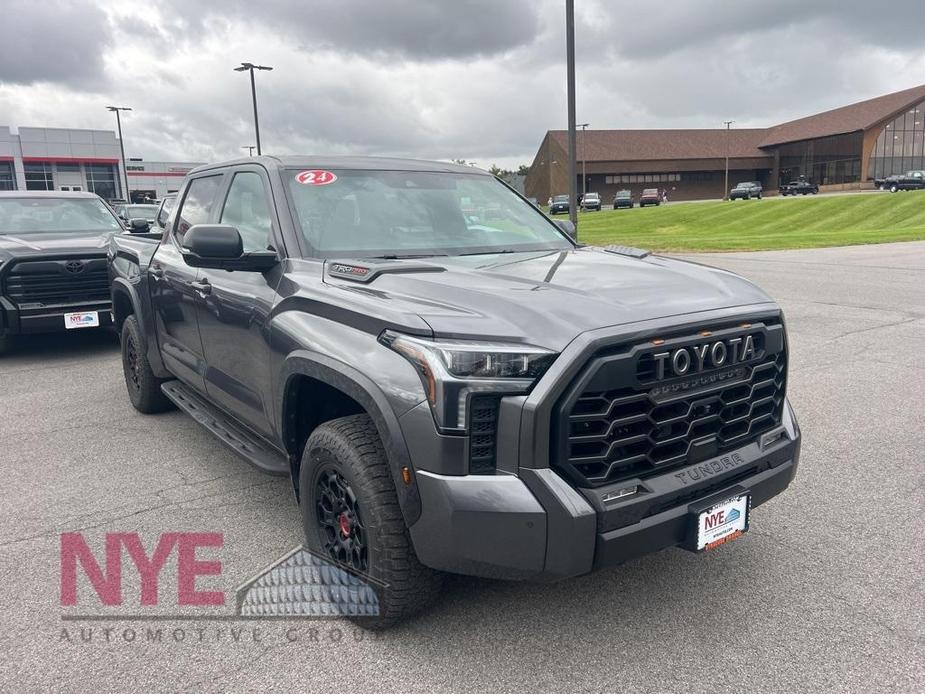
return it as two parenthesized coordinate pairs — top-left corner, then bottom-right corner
(300, 414), (443, 629)
(0, 334), (12, 356)
(121, 315), (173, 413)
(890, 184), (899, 193)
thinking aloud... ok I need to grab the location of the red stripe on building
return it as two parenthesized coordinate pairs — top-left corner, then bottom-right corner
(21, 156), (120, 163)
(0, 156), (14, 161)
(126, 171), (189, 177)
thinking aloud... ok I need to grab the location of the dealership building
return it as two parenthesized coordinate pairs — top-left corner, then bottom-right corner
(0, 126), (202, 201)
(525, 83), (925, 202)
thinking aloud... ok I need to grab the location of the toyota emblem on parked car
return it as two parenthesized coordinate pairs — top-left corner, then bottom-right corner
(64, 260), (86, 274)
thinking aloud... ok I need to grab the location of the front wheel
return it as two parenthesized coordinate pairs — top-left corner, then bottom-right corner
(0, 334), (12, 356)
(890, 184), (899, 193)
(300, 414), (443, 629)
(121, 315), (173, 413)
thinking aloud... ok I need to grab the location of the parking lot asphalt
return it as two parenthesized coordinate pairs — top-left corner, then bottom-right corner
(1, 241), (923, 693)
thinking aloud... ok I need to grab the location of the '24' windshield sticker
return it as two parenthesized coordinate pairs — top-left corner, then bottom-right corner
(295, 170), (337, 186)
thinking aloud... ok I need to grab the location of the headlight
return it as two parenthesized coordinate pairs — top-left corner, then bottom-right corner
(380, 331), (557, 432)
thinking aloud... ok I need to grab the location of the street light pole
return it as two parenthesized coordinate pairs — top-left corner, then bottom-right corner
(579, 122), (590, 195)
(242, 146), (256, 157)
(565, 0), (578, 232)
(723, 119), (734, 200)
(234, 62), (273, 155)
(106, 106), (132, 202)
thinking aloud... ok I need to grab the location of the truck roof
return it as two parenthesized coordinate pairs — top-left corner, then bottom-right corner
(188, 155), (491, 177)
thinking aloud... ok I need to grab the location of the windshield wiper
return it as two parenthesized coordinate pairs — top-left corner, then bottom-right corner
(458, 249), (522, 256)
(368, 253), (449, 260)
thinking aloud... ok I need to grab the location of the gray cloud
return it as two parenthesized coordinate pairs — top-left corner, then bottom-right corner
(0, 0), (112, 88)
(1, 0), (923, 171)
(164, 0), (542, 60)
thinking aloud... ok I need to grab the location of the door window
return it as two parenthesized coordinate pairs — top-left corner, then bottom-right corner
(219, 172), (273, 252)
(175, 175), (223, 241)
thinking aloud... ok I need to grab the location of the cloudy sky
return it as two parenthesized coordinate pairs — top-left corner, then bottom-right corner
(2, 0), (924, 169)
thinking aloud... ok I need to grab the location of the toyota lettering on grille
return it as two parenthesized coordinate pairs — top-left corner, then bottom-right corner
(650, 334), (757, 381)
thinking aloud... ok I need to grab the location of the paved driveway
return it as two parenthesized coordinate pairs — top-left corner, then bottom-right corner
(0, 242), (922, 693)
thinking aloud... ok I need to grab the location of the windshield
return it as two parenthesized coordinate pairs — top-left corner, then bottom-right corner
(126, 204), (158, 218)
(643, 188), (659, 195)
(0, 197), (122, 234)
(734, 183), (750, 188)
(552, 195), (568, 203)
(286, 169), (573, 258)
(616, 190), (631, 197)
(584, 193), (599, 199)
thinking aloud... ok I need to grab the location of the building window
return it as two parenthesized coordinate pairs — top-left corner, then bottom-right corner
(56, 162), (80, 174)
(0, 162), (14, 190)
(24, 162), (54, 190)
(868, 99), (925, 180)
(86, 163), (119, 200)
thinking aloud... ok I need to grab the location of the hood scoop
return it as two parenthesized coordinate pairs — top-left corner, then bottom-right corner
(325, 259), (446, 284)
(602, 244), (651, 259)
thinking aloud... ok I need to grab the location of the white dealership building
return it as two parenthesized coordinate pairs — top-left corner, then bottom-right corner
(0, 125), (203, 201)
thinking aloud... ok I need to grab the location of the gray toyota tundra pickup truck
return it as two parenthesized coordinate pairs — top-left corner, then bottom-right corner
(108, 156), (801, 627)
(1, 191), (124, 353)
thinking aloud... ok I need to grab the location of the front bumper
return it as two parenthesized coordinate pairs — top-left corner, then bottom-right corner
(409, 398), (800, 581)
(0, 298), (113, 337)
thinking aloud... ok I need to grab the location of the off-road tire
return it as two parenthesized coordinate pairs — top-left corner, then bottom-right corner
(300, 414), (443, 629)
(121, 315), (173, 413)
(0, 334), (12, 356)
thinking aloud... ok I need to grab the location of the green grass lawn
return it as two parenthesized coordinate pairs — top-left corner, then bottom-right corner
(567, 192), (925, 252)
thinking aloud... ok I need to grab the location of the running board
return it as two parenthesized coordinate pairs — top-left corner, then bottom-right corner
(161, 380), (289, 476)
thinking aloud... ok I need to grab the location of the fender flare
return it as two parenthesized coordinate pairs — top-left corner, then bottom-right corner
(110, 277), (170, 378)
(279, 350), (422, 526)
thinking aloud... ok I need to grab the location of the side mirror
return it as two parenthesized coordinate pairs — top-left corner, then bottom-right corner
(128, 218), (151, 234)
(181, 224), (278, 272)
(553, 219), (576, 240)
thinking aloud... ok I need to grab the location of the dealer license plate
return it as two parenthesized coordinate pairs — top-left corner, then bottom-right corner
(695, 494), (750, 551)
(64, 311), (100, 329)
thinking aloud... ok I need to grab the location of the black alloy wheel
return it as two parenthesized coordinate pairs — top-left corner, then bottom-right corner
(315, 466), (368, 572)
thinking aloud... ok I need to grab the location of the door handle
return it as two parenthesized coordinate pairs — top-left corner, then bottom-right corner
(189, 279), (212, 295)
(150, 265), (165, 279)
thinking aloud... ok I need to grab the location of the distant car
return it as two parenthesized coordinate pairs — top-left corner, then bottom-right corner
(780, 180), (819, 196)
(114, 203), (159, 226)
(639, 188), (661, 207)
(875, 170), (925, 193)
(153, 193), (177, 229)
(549, 194), (569, 215)
(612, 190), (634, 209)
(729, 182), (762, 200)
(580, 192), (601, 211)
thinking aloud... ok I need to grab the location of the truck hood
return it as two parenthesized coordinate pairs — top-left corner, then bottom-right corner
(0, 230), (116, 263)
(326, 247), (776, 351)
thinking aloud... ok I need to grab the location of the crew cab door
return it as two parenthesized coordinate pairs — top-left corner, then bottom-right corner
(195, 168), (282, 437)
(149, 173), (224, 392)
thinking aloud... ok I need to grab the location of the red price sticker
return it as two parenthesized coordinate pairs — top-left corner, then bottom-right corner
(295, 169), (337, 186)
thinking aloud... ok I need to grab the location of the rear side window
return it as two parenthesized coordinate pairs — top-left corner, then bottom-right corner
(175, 175), (222, 240)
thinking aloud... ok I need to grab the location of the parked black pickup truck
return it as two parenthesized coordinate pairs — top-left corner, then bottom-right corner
(0, 191), (125, 353)
(779, 180), (819, 196)
(109, 156), (801, 628)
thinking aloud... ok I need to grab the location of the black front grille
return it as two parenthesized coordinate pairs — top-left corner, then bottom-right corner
(2, 257), (109, 307)
(468, 396), (500, 474)
(555, 325), (787, 488)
